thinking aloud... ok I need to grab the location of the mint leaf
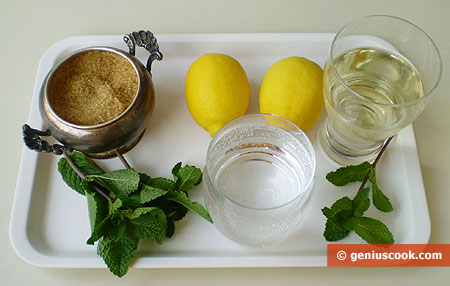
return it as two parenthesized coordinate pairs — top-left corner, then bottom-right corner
(165, 191), (212, 223)
(87, 215), (112, 245)
(326, 161), (372, 186)
(368, 169), (393, 212)
(331, 196), (353, 211)
(118, 191), (141, 209)
(97, 232), (139, 278)
(156, 200), (188, 222)
(324, 219), (350, 241)
(57, 159), (84, 194)
(126, 207), (167, 244)
(321, 207), (339, 220)
(171, 162), (182, 179)
(322, 206), (349, 222)
(68, 151), (104, 174)
(110, 198), (123, 215)
(172, 164), (202, 192)
(352, 188), (370, 217)
(343, 216), (360, 231)
(322, 196), (353, 241)
(57, 151), (103, 195)
(139, 173), (152, 185)
(86, 168), (139, 197)
(139, 174), (172, 204)
(157, 202), (188, 238)
(140, 184), (168, 204)
(151, 177), (175, 190)
(108, 220), (127, 242)
(344, 217), (394, 244)
(330, 196), (353, 217)
(86, 190), (109, 233)
(123, 207), (160, 219)
(165, 219), (175, 238)
(86, 206), (126, 245)
(322, 207), (349, 229)
(322, 202), (352, 242)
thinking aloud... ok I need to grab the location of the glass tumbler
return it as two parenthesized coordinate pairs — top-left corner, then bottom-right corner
(320, 15), (442, 165)
(203, 114), (315, 247)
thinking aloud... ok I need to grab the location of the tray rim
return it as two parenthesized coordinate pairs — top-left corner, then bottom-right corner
(10, 32), (430, 269)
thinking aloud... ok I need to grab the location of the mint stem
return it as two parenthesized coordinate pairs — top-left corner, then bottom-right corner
(63, 151), (114, 202)
(358, 136), (394, 191)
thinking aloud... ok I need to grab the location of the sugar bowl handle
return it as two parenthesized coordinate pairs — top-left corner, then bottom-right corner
(123, 30), (163, 74)
(22, 124), (73, 155)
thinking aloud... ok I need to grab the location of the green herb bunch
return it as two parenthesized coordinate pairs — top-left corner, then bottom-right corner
(322, 138), (395, 244)
(58, 151), (212, 277)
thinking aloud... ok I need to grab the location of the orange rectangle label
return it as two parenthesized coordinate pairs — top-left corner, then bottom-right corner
(327, 244), (450, 267)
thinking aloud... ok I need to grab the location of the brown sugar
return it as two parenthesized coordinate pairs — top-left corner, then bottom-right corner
(47, 50), (139, 126)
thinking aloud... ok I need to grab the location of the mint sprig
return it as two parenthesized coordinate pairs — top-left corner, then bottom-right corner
(322, 137), (395, 244)
(58, 151), (212, 277)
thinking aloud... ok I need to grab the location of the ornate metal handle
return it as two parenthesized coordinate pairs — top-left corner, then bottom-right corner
(123, 30), (163, 74)
(22, 124), (73, 155)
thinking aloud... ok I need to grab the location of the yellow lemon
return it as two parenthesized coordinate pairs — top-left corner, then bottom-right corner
(185, 53), (250, 136)
(259, 56), (324, 131)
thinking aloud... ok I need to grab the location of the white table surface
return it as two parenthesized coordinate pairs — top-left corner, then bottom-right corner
(1, 0), (449, 285)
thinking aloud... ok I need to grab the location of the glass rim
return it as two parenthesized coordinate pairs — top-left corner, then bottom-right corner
(330, 14), (443, 108)
(205, 113), (316, 211)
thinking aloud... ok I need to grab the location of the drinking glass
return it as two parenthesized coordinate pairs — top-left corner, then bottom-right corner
(203, 114), (315, 247)
(320, 15), (442, 165)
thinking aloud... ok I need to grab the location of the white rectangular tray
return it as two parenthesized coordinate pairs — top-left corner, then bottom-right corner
(10, 33), (430, 268)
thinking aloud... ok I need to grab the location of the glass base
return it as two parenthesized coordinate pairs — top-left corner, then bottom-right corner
(319, 119), (383, 166)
